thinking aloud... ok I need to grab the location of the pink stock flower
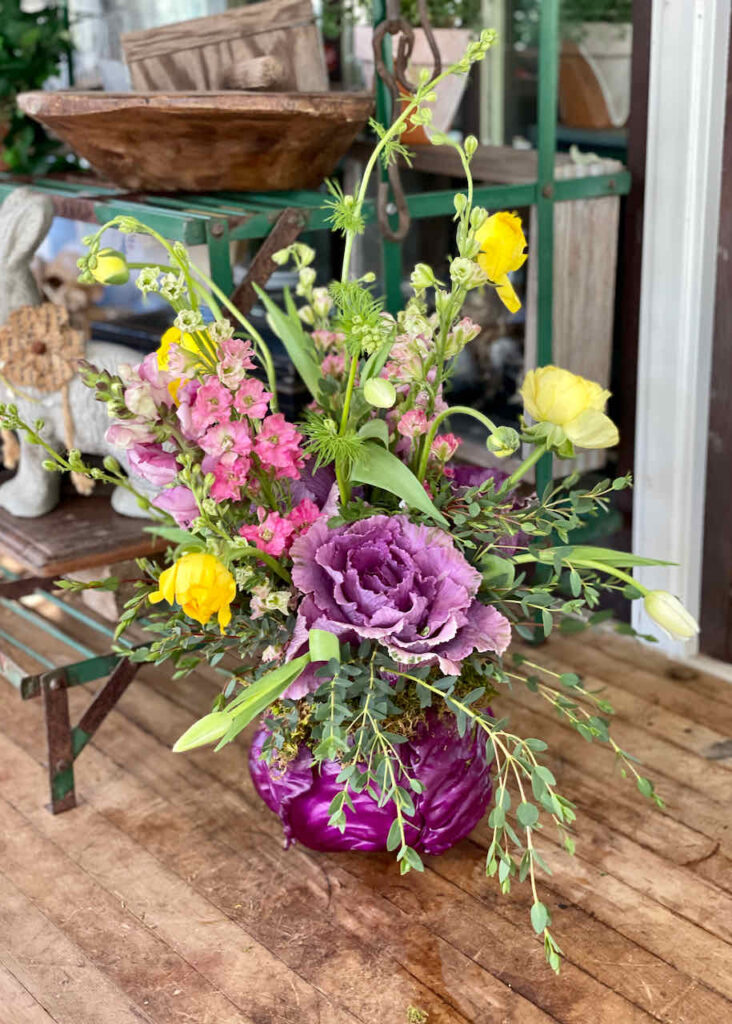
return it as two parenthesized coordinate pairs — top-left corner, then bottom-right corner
(217, 337), (256, 388)
(288, 498), (322, 533)
(234, 378), (272, 420)
(206, 451), (252, 503)
(320, 353), (346, 378)
(397, 409), (429, 439)
(239, 508), (295, 557)
(152, 485), (199, 527)
(254, 414), (306, 480)
(430, 433), (461, 462)
(127, 443), (179, 486)
(123, 381), (158, 420)
(199, 419), (253, 458)
(188, 376), (233, 434)
(311, 329), (345, 353)
(105, 418), (157, 449)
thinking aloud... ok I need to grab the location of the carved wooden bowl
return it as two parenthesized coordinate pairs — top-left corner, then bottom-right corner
(18, 91), (374, 192)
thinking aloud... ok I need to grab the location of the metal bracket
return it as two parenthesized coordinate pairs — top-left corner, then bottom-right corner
(230, 207), (306, 315)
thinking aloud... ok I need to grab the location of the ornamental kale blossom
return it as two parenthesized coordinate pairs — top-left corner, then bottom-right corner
(287, 514), (511, 694)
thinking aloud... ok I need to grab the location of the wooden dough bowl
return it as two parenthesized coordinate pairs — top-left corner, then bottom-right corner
(18, 91), (374, 192)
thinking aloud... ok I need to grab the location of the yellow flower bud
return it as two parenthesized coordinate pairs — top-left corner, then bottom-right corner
(520, 365), (619, 450)
(149, 552), (236, 633)
(91, 248), (129, 285)
(643, 590), (699, 641)
(475, 212), (527, 313)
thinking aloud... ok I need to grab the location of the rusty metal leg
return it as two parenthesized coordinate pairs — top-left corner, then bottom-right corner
(72, 657), (138, 757)
(41, 670), (76, 814)
(229, 207), (306, 315)
(38, 657), (138, 814)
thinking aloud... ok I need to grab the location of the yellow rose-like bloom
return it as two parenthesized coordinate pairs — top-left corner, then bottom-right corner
(156, 326), (200, 402)
(149, 552), (236, 633)
(521, 365), (619, 449)
(475, 212), (528, 313)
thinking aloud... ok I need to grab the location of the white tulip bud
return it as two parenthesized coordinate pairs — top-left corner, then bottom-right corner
(643, 591), (699, 640)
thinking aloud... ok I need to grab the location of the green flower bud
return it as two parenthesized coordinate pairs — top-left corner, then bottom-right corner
(410, 262), (437, 293)
(363, 378), (397, 409)
(464, 135), (478, 160)
(103, 455), (121, 473)
(487, 426), (521, 458)
(90, 248), (129, 286)
(453, 193), (468, 216)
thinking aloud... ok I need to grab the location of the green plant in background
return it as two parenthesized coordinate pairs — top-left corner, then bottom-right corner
(512, 0), (631, 49)
(321, 0), (481, 42)
(0, 0), (70, 174)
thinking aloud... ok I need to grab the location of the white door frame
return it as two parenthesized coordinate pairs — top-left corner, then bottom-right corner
(632, 0), (730, 656)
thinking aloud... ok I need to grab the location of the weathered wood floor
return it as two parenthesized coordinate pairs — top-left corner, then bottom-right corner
(0, 591), (731, 1024)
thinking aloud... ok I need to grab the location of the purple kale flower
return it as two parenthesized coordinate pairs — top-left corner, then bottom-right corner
(286, 514), (510, 697)
(249, 710), (494, 854)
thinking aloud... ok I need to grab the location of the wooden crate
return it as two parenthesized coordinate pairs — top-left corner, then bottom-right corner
(121, 0), (328, 93)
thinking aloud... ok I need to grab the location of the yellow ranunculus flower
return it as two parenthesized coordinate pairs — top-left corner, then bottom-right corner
(149, 552), (236, 633)
(475, 211), (528, 314)
(520, 365), (619, 449)
(156, 327), (200, 402)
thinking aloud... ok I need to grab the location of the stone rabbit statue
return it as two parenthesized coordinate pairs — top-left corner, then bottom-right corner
(0, 188), (153, 518)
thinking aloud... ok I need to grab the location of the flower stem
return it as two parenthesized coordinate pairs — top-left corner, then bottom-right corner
(416, 405), (499, 482)
(496, 445), (547, 496)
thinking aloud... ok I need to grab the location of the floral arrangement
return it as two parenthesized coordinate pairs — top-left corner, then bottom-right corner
(0, 32), (698, 973)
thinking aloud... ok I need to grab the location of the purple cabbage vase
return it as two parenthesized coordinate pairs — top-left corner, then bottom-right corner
(248, 711), (494, 855)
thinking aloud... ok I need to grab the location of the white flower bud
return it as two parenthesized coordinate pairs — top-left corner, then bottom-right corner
(643, 591), (699, 640)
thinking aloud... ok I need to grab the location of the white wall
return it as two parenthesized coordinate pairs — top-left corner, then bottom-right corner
(633, 0), (730, 656)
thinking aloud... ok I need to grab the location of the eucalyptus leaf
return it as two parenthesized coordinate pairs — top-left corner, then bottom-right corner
(351, 442), (448, 526)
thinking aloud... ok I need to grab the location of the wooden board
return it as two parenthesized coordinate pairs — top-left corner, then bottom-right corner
(17, 90), (373, 193)
(0, 593), (731, 1021)
(0, 494), (166, 577)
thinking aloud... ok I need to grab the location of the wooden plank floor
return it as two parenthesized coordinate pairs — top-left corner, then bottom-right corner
(0, 592), (731, 1024)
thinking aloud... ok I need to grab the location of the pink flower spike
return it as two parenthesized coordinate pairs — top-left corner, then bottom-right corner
(217, 337), (256, 388)
(105, 418), (157, 449)
(320, 353), (346, 378)
(234, 378), (273, 420)
(239, 508), (295, 557)
(397, 409), (429, 439)
(189, 376), (233, 434)
(208, 451), (252, 503)
(254, 413), (307, 480)
(430, 432), (461, 462)
(288, 498), (322, 533)
(199, 419), (253, 458)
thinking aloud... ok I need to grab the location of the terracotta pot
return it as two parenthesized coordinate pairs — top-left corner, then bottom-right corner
(559, 22), (632, 130)
(249, 709), (494, 854)
(353, 25), (472, 134)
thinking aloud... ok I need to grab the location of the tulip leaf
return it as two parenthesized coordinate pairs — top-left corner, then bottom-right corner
(253, 284), (321, 400)
(351, 442), (448, 526)
(535, 546), (675, 569)
(172, 711), (232, 753)
(144, 524), (205, 549)
(308, 628), (341, 664)
(358, 419), (389, 447)
(213, 652), (312, 750)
